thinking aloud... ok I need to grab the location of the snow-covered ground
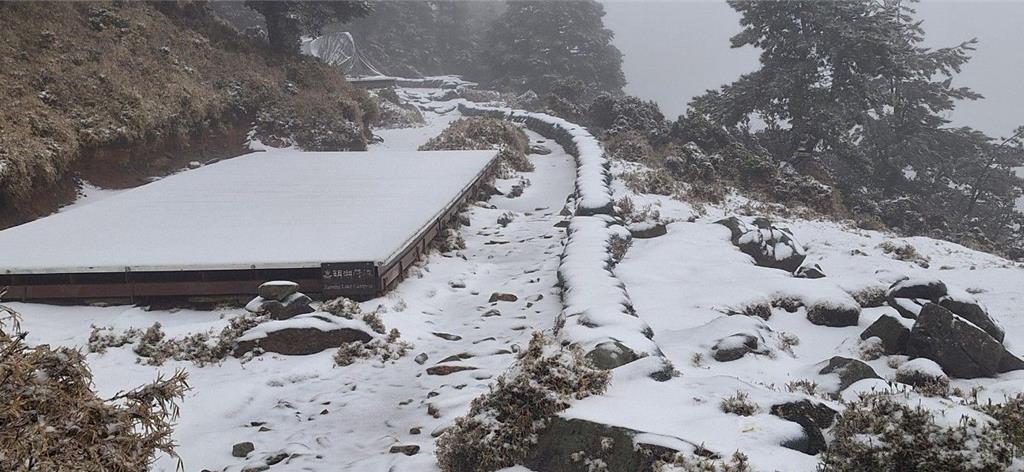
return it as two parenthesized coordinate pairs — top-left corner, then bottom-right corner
(556, 160), (1024, 471)
(9, 85), (1024, 472)
(10, 91), (576, 471)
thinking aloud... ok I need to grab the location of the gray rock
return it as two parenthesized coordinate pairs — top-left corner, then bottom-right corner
(488, 292), (518, 303)
(585, 340), (641, 370)
(806, 303), (860, 327)
(414, 353), (428, 365)
(245, 292), (314, 320)
(772, 400), (838, 455)
(389, 444), (420, 456)
(628, 222), (668, 239)
(887, 278), (947, 319)
(939, 295), (1004, 343)
(906, 303), (1023, 378)
(860, 314), (911, 354)
(234, 321), (372, 357)
(425, 364), (477, 376)
(794, 264), (826, 279)
(431, 332), (462, 341)
(232, 441), (254, 458)
(818, 356), (881, 391)
(715, 217), (806, 273)
(711, 333), (763, 362)
(529, 144), (552, 155)
(888, 278), (948, 302)
(525, 417), (684, 472)
(257, 281), (299, 301)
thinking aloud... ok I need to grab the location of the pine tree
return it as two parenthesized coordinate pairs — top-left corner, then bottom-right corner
(245, 1), (372, 55)
(481, 0), (624, 96)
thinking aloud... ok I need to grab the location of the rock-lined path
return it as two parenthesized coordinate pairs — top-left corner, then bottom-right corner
(12, 87), (577, 472)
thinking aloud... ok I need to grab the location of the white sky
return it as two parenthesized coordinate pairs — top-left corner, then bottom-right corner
(603, 0), (1024, 138)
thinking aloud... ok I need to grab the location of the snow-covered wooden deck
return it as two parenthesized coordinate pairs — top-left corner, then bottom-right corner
(0, 149), (498, 301)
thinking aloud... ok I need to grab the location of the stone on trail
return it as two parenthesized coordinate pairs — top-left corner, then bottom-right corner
(232, 442), (255, 458)
(257, 280), (299, 301)
(389, 444), (420, 456)
(426, 364), (478, 376)
(431, 332), (462, 341)
(489, 292), (519, 303)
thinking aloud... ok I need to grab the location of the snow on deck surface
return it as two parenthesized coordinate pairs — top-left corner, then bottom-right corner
(0, 149), (496, 274)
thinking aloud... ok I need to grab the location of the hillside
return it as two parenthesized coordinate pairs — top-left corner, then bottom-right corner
(0, 1), (375, 227)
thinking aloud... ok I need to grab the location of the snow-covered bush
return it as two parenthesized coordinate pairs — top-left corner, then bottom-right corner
(253, 91), (372, 151)
(822, 393), (1016, 471)
(436, 332), (610, 472)
(719, 391), (758, 416)
(655, 451), (752, 472)
(0, 300), (189, 471)
(605, 130), (654, 163)
(419, 117), (533, 172)
(878, 240), (930, 267)
(622, 168), (678, 196)
(322, 297), (385, 334)
(90, 313), (266, 366)
(372, 88), (425, 129)
(333, 328), (411, 366)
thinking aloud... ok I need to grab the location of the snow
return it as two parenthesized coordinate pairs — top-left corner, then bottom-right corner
(0, 149), (496, 274)
(10, 87), (579, 471)
(897, 357), (946, 379)
(8, 82), (1024, 471)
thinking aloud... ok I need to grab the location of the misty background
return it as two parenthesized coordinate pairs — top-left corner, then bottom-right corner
(603, 0), (1024, 139)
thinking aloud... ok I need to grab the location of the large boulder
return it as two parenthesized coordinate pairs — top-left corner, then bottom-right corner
(525, 417), (684, 472)
(770, 400), (838, 455)
(711, 333), (766, 362)
(859, 314), (911, 354)
(715, 217), (806, 273)
(233, 314), (372, 356)
(806, 301), (860, 328)
(938, 293), (1005, 343)
(818, 356), (881, 391)
(886, 277), (947, 319)
(907, 303), (1023, 378)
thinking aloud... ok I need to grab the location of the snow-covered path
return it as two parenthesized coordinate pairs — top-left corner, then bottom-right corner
(10, 90), (577, 472)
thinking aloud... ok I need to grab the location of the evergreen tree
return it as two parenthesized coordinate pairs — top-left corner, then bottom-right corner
(482, 0), (625, 96)
(245, 1), (372, 55)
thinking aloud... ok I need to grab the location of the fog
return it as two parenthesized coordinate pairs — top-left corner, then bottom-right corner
(603, 0), (1024, 138)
